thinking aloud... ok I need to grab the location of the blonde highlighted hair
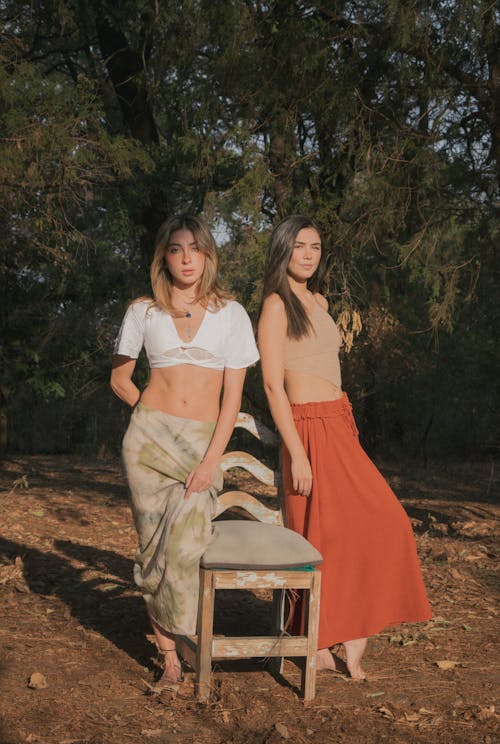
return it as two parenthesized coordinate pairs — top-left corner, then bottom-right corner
(147, 213), (231, 315)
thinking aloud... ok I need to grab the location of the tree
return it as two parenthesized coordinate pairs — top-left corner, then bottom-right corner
(0, 0), (497, 456)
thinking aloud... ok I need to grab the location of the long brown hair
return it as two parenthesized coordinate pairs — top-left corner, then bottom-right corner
(149, 213), (231, 314)
(262, 214), (327, 339)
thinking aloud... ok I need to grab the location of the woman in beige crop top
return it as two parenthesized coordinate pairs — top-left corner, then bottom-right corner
(258, 216), (431, 681)
(111, 214), (258, 689)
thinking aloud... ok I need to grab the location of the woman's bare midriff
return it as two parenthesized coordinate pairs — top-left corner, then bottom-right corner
(140, 365), (224, 421)
(284, 369), (343, 404)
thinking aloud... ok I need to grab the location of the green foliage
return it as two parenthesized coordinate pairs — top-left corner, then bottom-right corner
(0, 0), (498, 457)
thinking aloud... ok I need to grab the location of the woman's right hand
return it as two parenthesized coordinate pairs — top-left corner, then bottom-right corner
(291, 453), (313, 497)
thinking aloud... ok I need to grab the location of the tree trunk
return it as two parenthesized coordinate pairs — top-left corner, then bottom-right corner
(95, 19), (158, 144)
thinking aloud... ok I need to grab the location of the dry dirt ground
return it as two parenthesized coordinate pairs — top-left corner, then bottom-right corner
(0, 456), (498, 744)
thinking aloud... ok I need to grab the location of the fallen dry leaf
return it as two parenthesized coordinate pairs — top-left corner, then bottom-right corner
(477, 705), (496, 721)
(141, 678), (179, 696)
(404, 712), (420, 722)
(436, 660), (459, 670)
(0, 556), (24, 585)
(27, 672), (47, 689)
(389, 634), (403, 644)
(430, 522), (449, 535)
(377, 706), (395, 719)
(274, 722), (290, 739)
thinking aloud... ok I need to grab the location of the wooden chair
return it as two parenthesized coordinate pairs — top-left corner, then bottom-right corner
(176, 413), (322, 703)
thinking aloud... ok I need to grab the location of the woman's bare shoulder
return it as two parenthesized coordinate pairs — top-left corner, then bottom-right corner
(262, 293), (286, 314)
(259, 295), (287, 351)
(314, 293), (329, 310)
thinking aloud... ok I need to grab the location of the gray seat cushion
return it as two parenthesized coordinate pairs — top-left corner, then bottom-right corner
(201, 520), (322, 570)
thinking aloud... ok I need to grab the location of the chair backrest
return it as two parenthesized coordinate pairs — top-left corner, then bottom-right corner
(216, 412), (283, 526)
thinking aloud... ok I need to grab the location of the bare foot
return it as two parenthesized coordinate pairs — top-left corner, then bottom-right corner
(344, 637), (367, 680)
(157, 647), (183, 688)
(151, 622), (183, 688)
(316, 647), (337, 671)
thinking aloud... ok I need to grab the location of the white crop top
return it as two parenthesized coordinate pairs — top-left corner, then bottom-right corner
(113, 299), (259, 371)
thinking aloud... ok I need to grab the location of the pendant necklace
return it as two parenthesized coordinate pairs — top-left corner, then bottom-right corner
(185, 310), (193, 341)
(172, 291), (196, 341)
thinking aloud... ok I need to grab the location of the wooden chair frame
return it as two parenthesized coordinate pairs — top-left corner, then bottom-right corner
(176, 413), (321, 702)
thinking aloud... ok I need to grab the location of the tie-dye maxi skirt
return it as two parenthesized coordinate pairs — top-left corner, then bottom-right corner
(122, 402), (222, 635)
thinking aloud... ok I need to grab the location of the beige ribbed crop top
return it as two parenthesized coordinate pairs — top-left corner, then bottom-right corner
(284, 301), (342, 388)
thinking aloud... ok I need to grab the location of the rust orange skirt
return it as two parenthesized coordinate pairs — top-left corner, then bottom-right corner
(283, 393), (431, 648)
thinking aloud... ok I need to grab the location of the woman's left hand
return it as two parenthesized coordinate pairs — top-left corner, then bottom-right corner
(184, 460), (217, 499)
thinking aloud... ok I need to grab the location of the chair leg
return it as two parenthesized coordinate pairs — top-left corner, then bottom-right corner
(268, 588), (285, 676)
(303, 570), (321, 701)
(196, 568), (215, 703)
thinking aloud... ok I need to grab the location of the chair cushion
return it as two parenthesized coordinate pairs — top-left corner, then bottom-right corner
(201, 520), (322, 570)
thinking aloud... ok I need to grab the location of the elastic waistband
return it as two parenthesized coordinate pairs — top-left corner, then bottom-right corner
(290, 392), (353, 421)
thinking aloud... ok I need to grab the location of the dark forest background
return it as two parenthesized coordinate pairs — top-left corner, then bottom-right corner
(1, 0), (498, 461)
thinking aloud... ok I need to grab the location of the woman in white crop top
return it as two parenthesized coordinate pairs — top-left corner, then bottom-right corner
(111, 214), (258, 689)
